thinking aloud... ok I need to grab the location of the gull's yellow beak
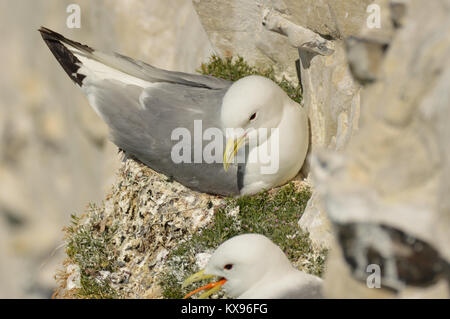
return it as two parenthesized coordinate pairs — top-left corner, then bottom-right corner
(182, 269), (227, 299)
(223, 135), (247, 171)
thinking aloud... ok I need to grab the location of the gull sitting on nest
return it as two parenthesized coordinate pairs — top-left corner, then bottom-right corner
(39, 27), (309, 196)
(183, 234), (323, 299)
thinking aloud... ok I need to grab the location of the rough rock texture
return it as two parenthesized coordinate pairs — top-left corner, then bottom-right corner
(192, 0), (381, 78)
(54, 159), (223, 299)
(312, 0), (450, 298)
(0, 0), (212, 298)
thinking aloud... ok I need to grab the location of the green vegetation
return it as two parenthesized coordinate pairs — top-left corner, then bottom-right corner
(65, 205), (120, 299)
(161, 183), (327, 299)
(199, 55), (302, 104)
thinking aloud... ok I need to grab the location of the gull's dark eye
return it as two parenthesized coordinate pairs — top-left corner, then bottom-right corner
(224, 264), (233, 270)
(249, 113), (257, 121)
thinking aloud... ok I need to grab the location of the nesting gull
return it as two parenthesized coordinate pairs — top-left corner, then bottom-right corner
(183, 234), (323, 299)
(39, 27), (309, 196)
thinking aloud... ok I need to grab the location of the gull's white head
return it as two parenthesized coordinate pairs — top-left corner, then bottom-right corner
(221, 75), (287, 132)
(220, 75), (294, 171)
(183, 234), (294, 298)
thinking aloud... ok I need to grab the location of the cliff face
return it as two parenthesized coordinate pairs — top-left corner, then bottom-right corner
(5, 0), (449, 299)
(318, 0), (450, 298)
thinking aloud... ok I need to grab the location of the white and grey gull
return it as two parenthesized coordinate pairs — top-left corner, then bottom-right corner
(39, 27), (309, 196)
(182, 234), (323, 299)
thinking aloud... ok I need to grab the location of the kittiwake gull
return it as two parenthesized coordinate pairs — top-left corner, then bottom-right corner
(39, 27), (309, 196)
(182, 234), (323, 299)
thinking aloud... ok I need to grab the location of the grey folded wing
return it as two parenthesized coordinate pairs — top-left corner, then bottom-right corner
(88, 79), (241, 196)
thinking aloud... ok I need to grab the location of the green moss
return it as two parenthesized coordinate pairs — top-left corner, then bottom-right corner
(160, 183), (327, 299)
(65, 205), (120, 299)
(199, 55), (302, 104)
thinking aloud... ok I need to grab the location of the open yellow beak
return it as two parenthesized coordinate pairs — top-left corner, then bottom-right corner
(182, 269), (227, 299)
(223, 135), (247, 171)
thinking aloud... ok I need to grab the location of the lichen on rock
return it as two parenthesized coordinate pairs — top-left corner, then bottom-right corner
(55, 159), (224, 298)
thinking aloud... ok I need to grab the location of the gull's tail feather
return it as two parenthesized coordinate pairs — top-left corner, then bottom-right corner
(39, 27), (151, 89)
(39, 27), (231, 90)
(39, 27), (94, 86)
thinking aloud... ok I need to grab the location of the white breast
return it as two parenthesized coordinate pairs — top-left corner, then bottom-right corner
(240, 101), (309, 195)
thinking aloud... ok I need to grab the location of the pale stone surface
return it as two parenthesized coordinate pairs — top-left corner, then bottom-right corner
(312, 0), (450, 298)
(262, 8), (334, 56)
(193, 0), (301, 81)
(287, 0), (394, 251)
(297, 37), (361, 250)
(0, 0), (212, 298)
(297, 192), (333, 250)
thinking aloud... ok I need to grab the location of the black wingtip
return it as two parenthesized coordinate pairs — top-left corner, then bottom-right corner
(39, 27), (94, 53)
(39, 27), (93, 86)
